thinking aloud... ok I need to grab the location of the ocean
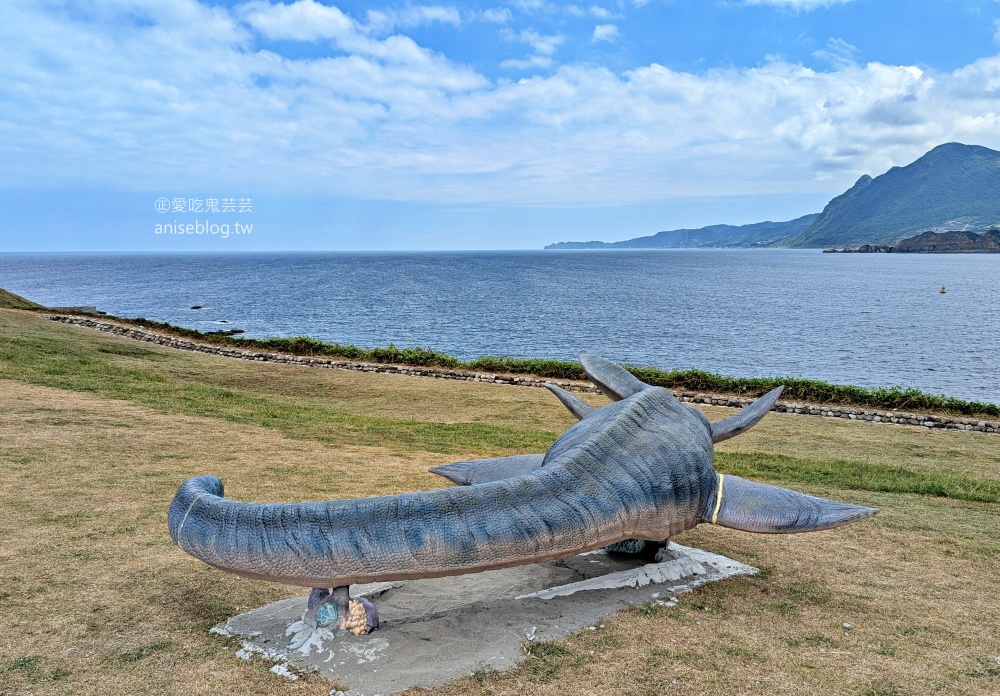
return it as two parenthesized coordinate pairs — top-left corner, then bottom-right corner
(1, 249), (997, 404)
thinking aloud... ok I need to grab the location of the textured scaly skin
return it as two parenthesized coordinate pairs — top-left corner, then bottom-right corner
(168, 386), (717, 588)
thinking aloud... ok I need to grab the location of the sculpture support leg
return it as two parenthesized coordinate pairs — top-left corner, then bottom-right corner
(306, 587), (332, 614)
(306, 586), (380, 636)
(604, 538), (669, 562)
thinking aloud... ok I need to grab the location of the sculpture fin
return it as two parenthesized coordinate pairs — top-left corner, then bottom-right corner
(704, 474), (878, 533)
(580, 354), (648, 401)
(428, 454), (545, 486)
(543, 383), (595, 419)
(710, 386), (784, 443)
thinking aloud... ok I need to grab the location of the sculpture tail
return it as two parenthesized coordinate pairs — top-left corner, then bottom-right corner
(704, 474), (878, 533)
(168, 475), (224, 545)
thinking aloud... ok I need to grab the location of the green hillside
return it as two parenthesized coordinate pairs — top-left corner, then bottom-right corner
(785, 142), (1000, 247)
(0, 288), (45, 310)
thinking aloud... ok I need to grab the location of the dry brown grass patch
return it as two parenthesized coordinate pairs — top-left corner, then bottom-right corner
(0, 383), (446, 696)
(1, 326), (998, 695)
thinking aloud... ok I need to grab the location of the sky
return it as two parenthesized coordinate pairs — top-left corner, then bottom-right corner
(3, 0), (1000, 251)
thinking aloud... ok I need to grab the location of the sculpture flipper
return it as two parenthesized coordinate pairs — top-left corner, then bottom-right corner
(710, 386), (784, 443)
(704, 474), (878, 533)
(429, 454), (545, 485)
(543, 383), (595, 419)
(580, 354), (648, 401)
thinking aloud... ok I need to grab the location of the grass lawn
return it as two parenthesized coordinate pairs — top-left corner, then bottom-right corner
(1, 308), (998, 695)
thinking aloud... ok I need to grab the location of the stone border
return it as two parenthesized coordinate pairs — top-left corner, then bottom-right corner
(42, 314), (999, 435)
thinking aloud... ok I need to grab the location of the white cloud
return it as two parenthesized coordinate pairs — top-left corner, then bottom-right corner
(743, 0), (855, 10)
(954, 111), (998, 134)
(508, 28), (564, 55)
(242, 1), (462, 43)
(813, 37), (859, 67)
(500, 54), (554, 69)
(500, 27), (563, 70)
(3, 0), (1000, 209)
(511, 0), (556, 13)
(568, 5), (617, 19)
(481, 7), (512, 23)
(365, 5), (462, 34)
(240, 0), (355, 41)
(592, 24), (619, 43)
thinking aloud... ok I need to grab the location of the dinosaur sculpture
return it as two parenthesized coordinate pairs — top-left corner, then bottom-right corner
(168, 354), (877, 638)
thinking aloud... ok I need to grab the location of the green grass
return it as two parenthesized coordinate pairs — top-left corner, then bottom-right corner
(0, 312), (557, 455)
(117, 640), (172, 663)
(4, 656), (43, 672)
(519, 641), (580, 683)
(716, 451), (1000, 504)
(60, 313), (1000, 418)
(2, 655), (71, 683)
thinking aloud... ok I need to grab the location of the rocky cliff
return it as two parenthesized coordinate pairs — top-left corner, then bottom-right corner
(825, 229), (1000, 253)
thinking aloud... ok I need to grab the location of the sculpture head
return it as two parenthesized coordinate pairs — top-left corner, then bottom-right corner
(543, 354), (878, 534)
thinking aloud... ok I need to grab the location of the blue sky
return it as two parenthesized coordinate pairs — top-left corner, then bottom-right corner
(3, 0), (1000, 251)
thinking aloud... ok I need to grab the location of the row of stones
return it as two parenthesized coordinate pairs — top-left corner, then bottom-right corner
(43, 315), (600, 390)
(45, 314), (999, 435)
(685, 395), (998, 432)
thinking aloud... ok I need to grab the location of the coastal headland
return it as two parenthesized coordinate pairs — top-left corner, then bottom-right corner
(825, 229), (1000, 254)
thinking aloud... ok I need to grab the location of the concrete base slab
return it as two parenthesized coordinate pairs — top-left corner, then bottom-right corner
(213, 543), (756, 695)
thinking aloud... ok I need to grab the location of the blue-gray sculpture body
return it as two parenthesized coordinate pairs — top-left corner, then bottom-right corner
(168, 354), (877, 635)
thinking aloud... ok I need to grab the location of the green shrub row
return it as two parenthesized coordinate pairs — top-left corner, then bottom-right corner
(114, 316), (1000, 418)
(627, 367), (1000, 417)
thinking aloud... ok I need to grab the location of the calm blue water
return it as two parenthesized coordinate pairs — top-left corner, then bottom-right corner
(1, 250), (997, 404)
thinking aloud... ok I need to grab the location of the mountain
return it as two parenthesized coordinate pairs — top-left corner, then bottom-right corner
(544, 142), (1000, 250)
(544, 214), (818, 250)
(785, 142), (1000, 247)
